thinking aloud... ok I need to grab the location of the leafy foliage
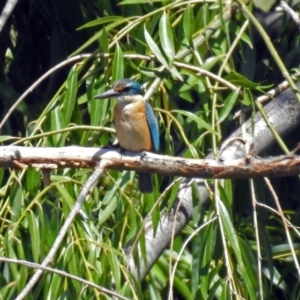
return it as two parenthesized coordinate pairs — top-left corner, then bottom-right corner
(1, 0), (300, 299)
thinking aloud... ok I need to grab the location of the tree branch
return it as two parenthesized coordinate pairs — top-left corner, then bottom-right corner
(1, 145), (300, 178)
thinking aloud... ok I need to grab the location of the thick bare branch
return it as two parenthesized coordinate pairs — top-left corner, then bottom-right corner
(1, 145), (300, 178)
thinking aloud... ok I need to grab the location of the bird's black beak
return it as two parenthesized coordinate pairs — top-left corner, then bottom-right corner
(94, 88), (120, 99)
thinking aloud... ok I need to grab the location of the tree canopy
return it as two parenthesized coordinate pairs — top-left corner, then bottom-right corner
(1, 0), (300, 299)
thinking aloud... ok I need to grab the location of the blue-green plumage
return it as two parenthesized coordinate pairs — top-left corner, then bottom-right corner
(145, 101), (160, 153)
(94, 78), (159, 193)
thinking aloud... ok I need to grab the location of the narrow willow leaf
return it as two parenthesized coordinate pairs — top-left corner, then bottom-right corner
(144, 25), (168, 69)
(27, 210), (40, 262)
(199, 221), (217, 297)
(238, 237), (258, 299)
(218, 183), (233, 220)
(98, 195), (118, 225)
(191, 229), (201, 298)
(66, 244), (81, 292)
(112, 43), (124, 81)
(224, 179), (233, 205)
(225, 71), (260, 89)
(145, 192), (160, 234)
(165, 179), (181, 212)
(218, 200), (243, 263)
(16, 239), (27, 290)
(90, 77), (108, 126)
(172, 274), (193, 300)
(78, 16), (126, 29)
(108, 247), (121, 290)
(62, 66), (78, 126)
(120, 0), (166, 4)
(173, 110), (218, 134)
(183, 3), (193, 44)
(0, 168), (4, 187)
(55, 183), (74, 210)
(10, 184), (24, 222)
(219, 200), (256, 299)
(50, 107), (65, 145)
(191, 180), (202, 225)
(6, 236), (18, 281)
(0, 135), (17, 143)
(26, 168), (40, 193)
(48, 274), (63, 299)
(100, 26), (108, 53)
(202, 55), (225, 71)
(71, 18), (127, 56)
(218, 88), (240, 124)
(159, 11), (175, 65)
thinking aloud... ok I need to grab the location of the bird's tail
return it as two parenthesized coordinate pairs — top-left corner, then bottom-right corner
(138, 172), (152, 193)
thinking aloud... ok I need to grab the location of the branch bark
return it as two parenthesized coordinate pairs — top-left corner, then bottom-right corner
(1, 146), (300, 178)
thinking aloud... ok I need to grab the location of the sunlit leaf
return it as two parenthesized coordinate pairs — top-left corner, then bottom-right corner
(159, 11), (175, 65)
(112, 43), (124, 81)
(62, 66), (78, 126)
(173, 110), (218, 134)
(144, 25), (168, 69)
(27, 210), (40, 262)
(50, 107), (65, 145)
(218, 88), (240, 124)
(183, 3), (193, 44)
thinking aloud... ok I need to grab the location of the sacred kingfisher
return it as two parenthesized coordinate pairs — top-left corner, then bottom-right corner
(94, 78), (159, 193)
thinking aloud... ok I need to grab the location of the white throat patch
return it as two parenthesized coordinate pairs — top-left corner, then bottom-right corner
(118, 94), (145, 102)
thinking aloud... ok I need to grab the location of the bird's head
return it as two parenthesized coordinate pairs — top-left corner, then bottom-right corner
(94, 79), (144, 102)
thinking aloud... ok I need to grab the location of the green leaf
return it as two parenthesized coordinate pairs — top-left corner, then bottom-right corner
(120, 0), (167, 3)
(27, 210), (40, 262)
(191, 180), (202, 225)
(71, 18), (128, 56)
(202, 55), (225, 71)
(225, 71), (260, 89)
(90, 76), (108, 126)
(144, 25), (168, 68)
(112, 43), (124, 81)
(62, 66), (78, 126)
(26, 168), (40, 192)
(173, 110), (218, 134)
(78, 16), (126, 29)
(50, 107), (65, 145)
(219, 200), (257, 299)
(55, 183), (74, 210)
(0, 136), (18, 143)
(99, 26), (108, 53)
(159, 11), (175, 65)
(145, 24), (182, 80)
(218, 88), (240, 124)
(183, 3), (193, 44)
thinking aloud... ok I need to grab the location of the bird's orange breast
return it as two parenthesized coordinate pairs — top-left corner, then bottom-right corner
(114, 101), (153, 152)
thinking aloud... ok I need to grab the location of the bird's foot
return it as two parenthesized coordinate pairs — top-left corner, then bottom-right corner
(140, 150), (148, 161)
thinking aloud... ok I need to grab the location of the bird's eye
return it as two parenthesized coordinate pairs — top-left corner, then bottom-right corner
(122, 86), (131, 92)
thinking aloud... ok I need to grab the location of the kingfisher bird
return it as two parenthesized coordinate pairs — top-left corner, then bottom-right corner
(94, 78), (159, 193)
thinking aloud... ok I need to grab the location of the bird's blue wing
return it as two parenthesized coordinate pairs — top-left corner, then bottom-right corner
(145, 101), (159, 153)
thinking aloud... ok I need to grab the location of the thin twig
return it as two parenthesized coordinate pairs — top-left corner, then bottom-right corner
(264, 177), (300, 278)
(168, 183), (186, 300)
(0, 0), (18, 33)
(256, 202), (300, 238)
(279, 0), (300, 30)
(215, 188), (235, 298)
(0, 256), (129, 300)
(16, 160), (108, 299)
(249, 179), (263, 299)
